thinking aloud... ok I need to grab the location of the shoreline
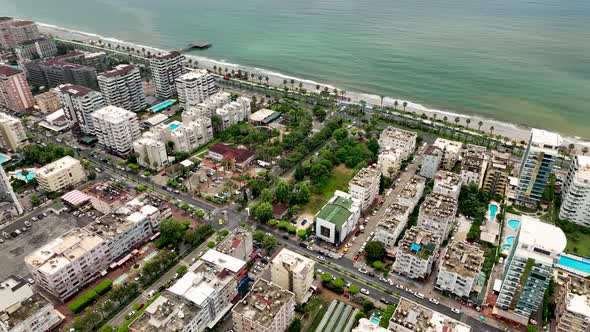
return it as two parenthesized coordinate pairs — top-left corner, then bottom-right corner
(36, 21), (589, 149)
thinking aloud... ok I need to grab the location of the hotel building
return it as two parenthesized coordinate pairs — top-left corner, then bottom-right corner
(559, 155), (590, 227)
(92, 105), (141, 155)
(56, 83), (106, 135)
(175, 69), (217, 108)
(98, 64), (146, 112)
(36, 156), (86, 192)
(0, 65), (34, 111)
(149, 51), (186, 99)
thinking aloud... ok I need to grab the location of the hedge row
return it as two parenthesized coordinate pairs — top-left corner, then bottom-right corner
(67, 278), (113, 313)
(95, 279), (113, 295)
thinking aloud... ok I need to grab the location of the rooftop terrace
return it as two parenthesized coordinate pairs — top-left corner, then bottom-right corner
(420, 193), (458, 219)
(129, 293), (201, 332)
(232, 279), (295, 329)
(390, 297), (471, 332)
(398, 226), (440, 259)
(349, 167), (381, 188)
(380, 126), (417, 141)
(440, 241), (485, 278)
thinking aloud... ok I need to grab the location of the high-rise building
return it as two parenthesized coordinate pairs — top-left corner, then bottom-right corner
(348, 167), (381, 210)
(482, 151), (511, 197)
(175, 69), (216, 108)
(435, 241), (485, 298)
(215, 96), (252, 129)
(34, 91), (61, 113)
(516, 129), (562, 207)
(271, 248), (315, 303)
(0, 65), (34, 111)
(92, 105), (140, 155)
(378, 126), (417, 160)
(0, 18), (40, 49)
(149, 51), (186, 99)
(56, 83), (106, 135)
(36, 156), (86, 192)
(148, 117), (213, 153)
(560, 155), (590, 227)
(433, 138), (463, 171)
(554, 275), (590, 332)
(98, 64), (146, 112)
(232, 279), (295, 332)
(392, 226), (440, 280)
(0, 165), (24, 219)
(420, 145), (443, 179)
(494, 216), (566, 325)
(0, 111), (27, 152)
(13, 37), (57, 61)
(24, 54), (99, 90)
(417, 192), (458, 242)
(133, 137), (168, 171)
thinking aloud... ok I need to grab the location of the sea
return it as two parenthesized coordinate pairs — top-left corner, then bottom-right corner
(2, 0), (590, 138)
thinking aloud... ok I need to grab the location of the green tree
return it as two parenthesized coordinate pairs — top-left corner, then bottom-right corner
(355, 311), (367, 322)
(253, 231), (266, 243)
(159, 219), (185, 247)
(288, 319), (302, 332)
(262, 235), (278, 253)
(30, 194), (40, 206)
(287, 225), (297, 234)
(333, 128), (348, 140)
(278, 220), (289, 230)
(367, 139), (379, 156)
(253, 202), (273, 222)
(365, 241), (386, 262)
(297, 229), (307, 239)
(320, 272), (333, 283)
(362, 299), (375, 312)
(260, 188), (274, 203)
(207, 241), (216, 248)
(275, 180), (291, 203)
(310, 164), (329, 181)
(348, 284), (360, 294)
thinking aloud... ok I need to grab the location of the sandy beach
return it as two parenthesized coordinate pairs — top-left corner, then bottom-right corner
(38, 22), (589, 150)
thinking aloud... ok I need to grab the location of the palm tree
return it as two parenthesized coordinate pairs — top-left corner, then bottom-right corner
(454, 116), (460, 126)
(379, 96), (384, 108)
(315, 84), (320, 94)
(142, 47), (146, 55)
(393, 100), (399, 111)
(213, 65), (217, 73)
(283, 79), (288, 88)
(257, 75), (263, 84)
(477, 120), (483, 131)
(403, 101), (408, 111)
(465, 118), (471, 129)
(251, 73), (255, 82)
(299, 82), (304, 91)
(568, 143), (575, 156)
(225, 68), (229, 74)
(332, 88), (338, 97)
(489, 125), (495, 136)
(443, 116), (448, 123)
(146, 51), (151, 58)
(290, 79), (295, 90)
(583, 147), (589, 155)
(265, 76), (269, 85)
(188, 59), (193, 66)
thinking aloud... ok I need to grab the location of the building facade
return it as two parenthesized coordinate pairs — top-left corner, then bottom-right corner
(98, 64), (146, 112)
(0, 166), (24, 220)
(348, 167), (381, 210)
(460, 144), (488, 187)
(432, 170), (462, 200)
(56, 83), (106, 135)
(92, 105), (141, 155)
(24, 58), (99, 90)
(182, 91), (231, 121)
(271, 248), (315, 303)
(13, 37), (57, 61)
(433, 138), (463, 171)
(149, 51), (186, 99)
(554, 275), (590, 332)
(314, 190), (361, 244)
(378, 126), (417, 160)
(36, 156), (86, 192)
(216, 97), (252, 129)
(482, 151), (510, 197)
(34, 91), (61, 113)
(216, 227), (253, 261)
(0, 18), (40, 49)
(175, 69), (216, 108)
(392, 226), (440, 280)
(420, 145), (443, 179)
(435, 241), (485, 298)
(373, 203), (411, 256)
(377, 149), (402, 178)
(0, 111), (27, 152)
(0, 65), (34, 111)
(133, 137), (168, 171)
(559, 155), (590, 227)
(417, 192), (458, 242)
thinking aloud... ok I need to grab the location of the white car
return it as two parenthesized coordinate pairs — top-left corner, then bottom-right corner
(451, 308), (462, 314)
(428, 298), (440, 305)
(307, 246), (313, 250)
(316, 269), (323, 274)
(360, 288), (370, 295)
(414, 292), (425, 299)
(317, 255), (326, 262)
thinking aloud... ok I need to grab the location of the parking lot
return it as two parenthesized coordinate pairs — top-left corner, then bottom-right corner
(0, 208), (95, 280)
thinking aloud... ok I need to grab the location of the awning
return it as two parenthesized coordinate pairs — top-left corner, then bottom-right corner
(116, 254), (132, 266)
(61, 190), (91, 206)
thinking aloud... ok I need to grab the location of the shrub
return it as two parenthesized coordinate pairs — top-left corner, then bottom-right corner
(268, 219), (278, 226)
(95, 279), (113, 295)
(278, 221), (289, 230)
(287, 225), (297, 234)
(68, 290), (98, 313)
(207, 241), (215, 248)
(220, 229), (229, 236)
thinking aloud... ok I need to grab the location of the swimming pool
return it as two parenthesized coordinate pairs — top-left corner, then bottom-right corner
(369, 311), (382, 325)
(501, 236), (515, 252)
(114, 273), (128, 285)
(169, 123), (181, 131)
(507, 219), (520, 231)
(150, 99), (175, 113)
(144, 251), (158, 262)
(0, 155), (8, 164)
(489, 204), (499, 222)
(15, 170), (36, 181)
(558, 255), (590, 275)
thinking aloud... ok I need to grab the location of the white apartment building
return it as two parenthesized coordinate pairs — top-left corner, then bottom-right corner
(417, 193), (458, 242)
(216, 227), (253, 261)
(392, 226), (440, 280)
(182, 91), (231, 122)
(378, 126), (417, 160)
(56, 83), (105, 135)
(150, 118), (213, 153)
(216, 97), (252, 129)
(0, 276), (63, 332)
(133, 137), (168, 171)
(92, 105), (140, 155)
(232, 278), (295, 332)
(433, 170), (462, 200)
(25, 228), (110, 300)
(396, 175), (426, 208)
(149, 51), (186, 99)
(271, 248), (315, 303)
(435, 241), (485, 298)
(554, 275), (590, 332)
(315, 190), (361, 244)
(373, 203), (411, 255)
(388, 297), (471, 332)
(0, 165), (23, 217)
(175, 69), (216, 108)
(559, 155), (590, 227)
(377, 149), (402, 178)
(349, 167), (381, 210)
(420, 145), (443, 179)
(433, 138), (463, 171)
(0, 111), (27, 152)
(98, 64), (146, 112)
(36, 156), (86, 192)
(460, 144), (488, 187)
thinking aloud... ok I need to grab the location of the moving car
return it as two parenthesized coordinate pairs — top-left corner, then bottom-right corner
(451, 308), (462, 314)
(428, 298), (440, 305)
(360, 288), (370, 295)
(414, 292), (425, 299)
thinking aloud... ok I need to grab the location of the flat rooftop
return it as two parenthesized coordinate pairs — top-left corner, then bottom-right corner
(434, 170), (462, 188)
(440, 241), (485, 279)
(216, 227), (252, 256)
(424, 145), (442, 156)
(232, 278), (295, 329)
(433, 138), (463, 153)
(0, 293), (55, 330)
(380, 126), (417, 141)
(398, 226), (440, 259)
(530, 128), (563, 149)
(37, 155), (80, 177)
(397, 175), (426, 203)
(87, 182), (129, 204)
(563, 276), (590, 318)
(349, 167), (381, 188)
(272, 248), (314, 276)
(129, 293), (201, 332)
(200, 249), (246, 274)
(574, 155), (590, 183)
(178, 69), (209, 81)
(98, 64), (137, 78)
(391, 297), (471, 332)
(420, 193), (458, 219)
(518, 215), (566, 256)
(316, 194), (354, 227)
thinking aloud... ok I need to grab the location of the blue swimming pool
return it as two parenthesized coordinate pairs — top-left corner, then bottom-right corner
(558, 255), (590, 275)
(507, 219), (520, 231)
(169, 123), (181, 131)
(0, 155), (7, 164)
(15, 171), (36, 181)
(369, 311), (382, 325)
(501, 236), (515, 252)
(489, 204), (499, 222)
(150, 100), (175, 113)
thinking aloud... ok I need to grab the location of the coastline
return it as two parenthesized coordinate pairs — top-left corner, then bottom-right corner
(37, 22), (589, 149)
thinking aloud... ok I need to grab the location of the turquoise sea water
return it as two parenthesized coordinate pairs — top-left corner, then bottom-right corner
(2, 0), (590, 137)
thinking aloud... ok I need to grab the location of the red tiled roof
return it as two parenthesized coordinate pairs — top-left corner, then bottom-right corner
(45, 51), (83, 64)
(272, 203), (288, 217)
(58, 84), (95, 97)
(98, 64), (135, 78)
(0, 65), (21, 76)
(209, 144), (254, 164)
(231, 238), (242, 249)
(9, 20), (34, 27)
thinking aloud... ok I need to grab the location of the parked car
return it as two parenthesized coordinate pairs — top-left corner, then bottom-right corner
(301, 219), (307, 226)
(451, 308), (462, 314)
(317, 255), (326, 262)
(380, 298), (391, 305)
(24, 221), (32, 227)
(360, 288), (370, 295)
(307, 245), (313, 251)
(428, 298), (440, 305)
(414, 292), (425, 299)
(282, 234), (289, 239)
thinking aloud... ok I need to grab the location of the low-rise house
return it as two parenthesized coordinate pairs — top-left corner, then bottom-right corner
(314, 190), (361, 244)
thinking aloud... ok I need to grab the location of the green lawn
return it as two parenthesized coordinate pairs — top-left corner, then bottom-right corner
(304, 165), (355, 214)
(565, 231), (590, 258)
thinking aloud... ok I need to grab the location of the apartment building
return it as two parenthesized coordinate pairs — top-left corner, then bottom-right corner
(24, 57), (98, 90)
(232, 278), (296, 332)
(420, 145), (443, 179)
(56, 83), (106, 135)
(98, 64), (146, 112)
(0, 65), (34, 111)
(271, 248), (315, 303)
(554, 275), (590, 332)
(435, 241), (485, 298)
(460, 144), (488, 187)
(482, 151), (511, 197)
(86, 182), (133, 214)
(24, 228), (110, 300)
(373, 203), (411, 256)
(0, 276), (63, 332)
(0, 18), (39, 49)
(0, 112), (27, 152)
(34, 91), (61, 113)
(349, 167), (381, 210)
(433, 138), (463, 171)
(378, 126), (417, 160)
(494, 216), (567, 325)
(149, 51), (186, 99)
(216, 96), (252, 129)
(377, 149), (402, 178)
(36, 156), (86, 192)
(396, 175), (426, 208)
(13, 37), (57, 61)
(182, 91), (231, 121)
(516, 129), (562, 207)
(315, 190), (361, 244)
(133, 137), (167, 171)
(559, 155), (590, 227)
(0, 165), (23, 218)
(388, 297), (471, 332)
(149, 117), (213, 153)
(92, 105), (141, 155)
(216, 227), (253, 261)
(433, 170), (462, 200)
(417, 193), (458, 242)
(392, 226), (440, 280)
(175, 69), (216, 108)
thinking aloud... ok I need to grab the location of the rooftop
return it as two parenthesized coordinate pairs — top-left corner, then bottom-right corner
(390, 297), (471, 332)
(398, 226), (440, 259)
(350, 167), (381, 188)
(200, 249), (247, 273)
(92, 105), (137, 122)
(440, 241), (485, 279)
(217, 227), (252, 256)
(517, 215), (566, 256)
(397, 175), (426, 204)
(98, 64), (137, 78)
(0, 293), (54, 330)
(168, 265), (234, 307)
(152, 51), (183, 60)
(0, 276), (32, 312)
(249, 108), (281, 123)
(129, 293), (201, 332)
(376, 203), (410, 233)
(232, 279), (295, 328)
(380, 126), (417, 142)
(8, 20), (34, 27)
(208, 144), (255, 164)
(316, 193), (354, 227)
(433, 138), (463, 153)
(563, 276), (590, 317)
(530, 128), (563, 149)
(56, 83), (95, 97)
(87, 182), (129, 204)
(0, 64), (21, 76)
(37, 156), (81, 177)
(574, 155), (590, 183)
(177, 69), (209, 81)
(424, 145), (443, 156)
(420, 193), (458, 219)
(272, 248), (314, 276)
(433, 170), (462, 188)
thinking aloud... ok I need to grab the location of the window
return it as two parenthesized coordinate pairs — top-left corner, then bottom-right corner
(320, 226), (331, 238)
